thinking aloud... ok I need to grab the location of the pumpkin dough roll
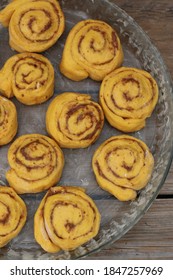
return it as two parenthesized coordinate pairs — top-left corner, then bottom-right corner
(92, 135), (154, 202)
(60, 19), (123, 81)
(0, 0), (65, 52)
(0, 96), (18, 146)
(100, 67), (159, 132)
(0, 186), (27, 248)
(6, 134), (64, 194)
(34, 186), (100, 252)
(46, 92), (104, 148)
(0, 52), (54, 105)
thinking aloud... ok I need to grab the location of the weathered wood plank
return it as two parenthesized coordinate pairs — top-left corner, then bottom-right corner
(159, 164), (173, 195)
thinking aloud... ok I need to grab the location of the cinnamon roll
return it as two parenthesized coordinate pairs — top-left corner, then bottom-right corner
(6, 134), (64, 194)
(0, 52), (54, 105)
(92, 135), (154, 201)
(46, 92), (104, 148)
(34, 186), (100, 252)
(0, 186), (27, 248)
(0, 96), (18, 146)
(100, 67), (159, 132)
(0, 0), (65, 52)
(60, 19), (123, 81)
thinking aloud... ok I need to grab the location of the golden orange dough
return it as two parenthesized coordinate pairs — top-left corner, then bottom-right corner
(0, 0), (65, 52)
(0, 52), (54, 105)
(6, 134), (64, 194)
(92, 135), (154, 201)
(0, 96), (18, 146)
(0, 186), (27, 248)
(100, 67), (159, 132)
(46, 92), (104, 148)
(34, 186), (100, 252)
(60, 19), (123, 81)
(34, 190), (60, 253)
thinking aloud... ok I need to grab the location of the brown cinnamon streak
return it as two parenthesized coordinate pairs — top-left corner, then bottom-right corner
(46, 188), (96, 240)
(58, 102), (103, 140)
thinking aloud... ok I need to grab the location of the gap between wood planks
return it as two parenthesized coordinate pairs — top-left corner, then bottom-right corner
(157, 194), (173, 199)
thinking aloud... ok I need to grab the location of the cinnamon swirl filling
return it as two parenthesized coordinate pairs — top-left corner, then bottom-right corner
(0, 186), (27, 248)
(0, 0), (65, 52)
(100, 67), (159, 132)
(34, 186), (100, 252)
(0, 96), (18, 146)
(6, 134), (64, 194)
(0, 52), (54, 105)
(60, 19), (123, 81)
(92, 135), (154, 201)
(46, 92), (104, 148)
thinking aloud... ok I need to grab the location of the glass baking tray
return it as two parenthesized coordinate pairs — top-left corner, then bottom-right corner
(0, 0), (173, 260)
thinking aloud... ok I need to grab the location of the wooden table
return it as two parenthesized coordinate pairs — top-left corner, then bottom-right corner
(87, 0), (173, 260)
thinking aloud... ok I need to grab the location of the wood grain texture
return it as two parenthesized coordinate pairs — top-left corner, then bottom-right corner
(88, 199), (173, 260)
(114, 0), (173, 77)
(87, 0), (173, 260)
(87, 200), (173, 259)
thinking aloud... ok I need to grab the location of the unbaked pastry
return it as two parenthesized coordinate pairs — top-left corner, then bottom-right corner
(0, 95), (18, 146)
(60, 19), (123, 81)
(46, 92), (104, 148)
(6, 134), (64, 194)
(92, 135), (154, 201)
(0, 0), (65, 52)
(0, 52), (54, 105)
(34, 186), (100, 252)
(0, 186), (27, 248)
(100, 67), (159, 132)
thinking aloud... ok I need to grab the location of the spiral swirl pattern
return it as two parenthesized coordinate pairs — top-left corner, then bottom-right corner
(92, 135), (154, 201)
(0, 52), (54, 105)
(100, 67), (159, 132)
(46, 92), (104, 148)
(34, 186), (100, 252)
(0, 0), (65, 52)
(60, 19), (123, 81)
(0, 186), (27, 248)
(6, 134), (64, 194)
(0, 96), (18, 146)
